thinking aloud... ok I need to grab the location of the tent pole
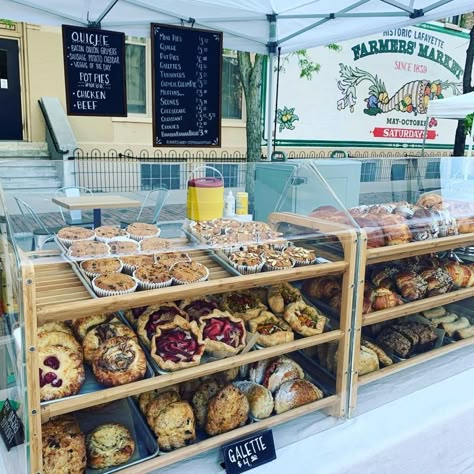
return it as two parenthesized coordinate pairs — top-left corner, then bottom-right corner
(421, 117), (429, 157)
(265, 14), (278, 160)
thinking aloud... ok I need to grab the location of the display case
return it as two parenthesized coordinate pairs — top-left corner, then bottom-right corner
(1, 162), (360, 473)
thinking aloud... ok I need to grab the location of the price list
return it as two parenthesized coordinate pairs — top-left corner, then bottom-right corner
(62, 25), (127, 116)
(151, 24), (222, 147)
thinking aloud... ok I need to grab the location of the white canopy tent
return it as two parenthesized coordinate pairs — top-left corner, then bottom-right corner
(1, 0), (473, 156)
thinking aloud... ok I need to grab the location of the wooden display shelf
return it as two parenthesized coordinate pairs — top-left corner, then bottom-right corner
(366, 233), (474, 265)
(119, 394), (338, 474)
(362, 286), (474, 327)
(358, 337), (474, 386)
(41, 329), (343, 421)
(36, 260), (348, 323)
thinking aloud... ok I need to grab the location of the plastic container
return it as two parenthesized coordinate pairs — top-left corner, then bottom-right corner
(187, 166), (224, 221)
(224, 190), (236, 217)
(236, 191), (249, 215)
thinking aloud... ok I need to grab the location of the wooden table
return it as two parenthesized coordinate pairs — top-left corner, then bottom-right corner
(52, 195), (141, 228)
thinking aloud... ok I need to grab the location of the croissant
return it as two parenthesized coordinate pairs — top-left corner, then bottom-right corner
(416, 193), (443, 210)
(372, 287), (404, 311)
(354, 216), (385, 248)
(301, 276), (341, 301)
(420, 267), (453, 296)
(371, 266), (399, 289)
(362, 285), (374, 315)
(443, 260), (473, 288)
(456, 217), (474, 234)
(379, 215), (412, 246)
(394, 270), (428, 301)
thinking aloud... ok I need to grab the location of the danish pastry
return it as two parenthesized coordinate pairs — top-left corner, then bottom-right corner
(92, 336), (146, 386)
(283, 301), (327, 336)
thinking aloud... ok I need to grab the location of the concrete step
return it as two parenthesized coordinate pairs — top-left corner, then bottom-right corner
(0, 141), (48, 152)
(0, 159), (56, 168)
(1, 178), (61, 190)
(1, 168), (58, 178)
(0, 150), (50, 158)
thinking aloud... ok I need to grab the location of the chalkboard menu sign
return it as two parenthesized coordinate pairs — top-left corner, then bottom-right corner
(0, 399), (24, 451)
(62, 25), (127, 116)
(151, 23), (222, 147)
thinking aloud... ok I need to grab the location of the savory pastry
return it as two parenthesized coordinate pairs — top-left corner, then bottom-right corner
(456, 216), (474, 234)
(420, 267), (453, 296)
(149, 400), (196, 451)
(82, 322), (137, 364)
(145, 391), (181, 421)
(37, 331), (82, 356)
(137, 302), (188, 347)
(219, 290), (267, 321)
(233, 381), (274, 419)
(170, 260), (209, 284)
(394, 271), (428, 301)
(38, 321), (73, 336)
(138, 387), (180, 414)
(442, 316), (470, 337)
(39, 346), (85, 401)
(371, 288), (404, 311)
(72, 313), (118, 342)
(205, 385), (249, 436)
(248, 311), (294, 347)
(249, 356), (304, 391)
(267, 282), (302, 315)
(358, 345), (380, 375)
(283, 301), (327, 336)
(86, 423), (135, 469)
(301, 276), (341, 301)
(274, 379), (324, 414)
(443, 260), (473, 288)
(199, 311), (246, 357)
(92, 336), (146, 386)
(179, 297), (219, 322)
(379, 214), (412, 246)
(92, 273), (138, 297)
(361, 339), (393, 367)
(191, 380), (223, 428)
(42, 415), (86, 474)
(150, 316), (205, 371)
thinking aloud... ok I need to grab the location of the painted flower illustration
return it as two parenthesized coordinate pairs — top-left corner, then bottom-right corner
(276, 106), (299, 132)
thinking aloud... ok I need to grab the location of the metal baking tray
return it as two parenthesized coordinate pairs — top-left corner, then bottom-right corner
(40, 352), (155, 408)
(77, 396), (159, 474)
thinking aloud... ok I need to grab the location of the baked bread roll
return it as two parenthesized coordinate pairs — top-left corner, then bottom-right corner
(379, 214), (412, 246)
(205, 385), (249, 435)
(274, 379), (324, 414)
(72, 313), (118, 341)
(232, 381), (274, 419)
(394, 271), (428, 301)
(420, 267), (453, 296)
(267, 282), (302, 314)
(82, 322), (137, 364)
(39, 346), (85, 401)
(283, 301), (327, 336)
(264, 360), (305, 393)
(86, 423), (135, 469)
(442, 316), (470, 337)
(248, 311), (294, 347)
(191, 380), (223, 428)
(358, 346), (379, 375)
(301, 276), (341, 301)
(38, 331), (82, 357)
(38, 321), (73, 336)
(92, 336), (146, 386)
(372, 288), (404, 311)
(42, 415), (86, 474)
(443, 260), (473, 288)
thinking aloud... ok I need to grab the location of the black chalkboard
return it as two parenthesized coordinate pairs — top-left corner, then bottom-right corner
(222, 429), (276, 473)
(0, 399), (24, 451)
(62, 25), (127, 116)
(151, 23), (222, 147)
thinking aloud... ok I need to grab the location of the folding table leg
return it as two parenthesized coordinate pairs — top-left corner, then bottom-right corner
(93, 208), (102, 228)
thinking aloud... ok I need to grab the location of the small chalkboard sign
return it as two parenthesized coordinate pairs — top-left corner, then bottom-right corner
(222, 429), (276, 474)
(62, 24), (127, 116)
(151, 23), (222, 147)
(0, 399), (24, 451)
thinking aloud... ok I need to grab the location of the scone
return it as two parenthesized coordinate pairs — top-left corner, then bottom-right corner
(205, 385), (249, 436)
(82, 322), (137, 364)
(39, 346), (85, 401)
(138, 387), (180, 414)
(147, 400), (196, 451)
(86, 423), (135, 469)
(42, 415), (86, 474)
(92, 336), (146, 386)
(191, 380), (223, 428)
(274, 379), (324, 414)
(233, 381), (274, 419)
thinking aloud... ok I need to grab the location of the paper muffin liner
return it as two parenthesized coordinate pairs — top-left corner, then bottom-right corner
(128, 229), (161, 242)
(263, 261), (295, 272)
(230, 261), (265, 275)
(132, 270), (173, 290)
(95, 232), (131, 244)
(91, 276), (138, 297)
(289, 257), (318, 267)
(121, 255), (155, 274)
(107, 238), (141, 256)
(171, 264), (210, 285)
(57, 233), (95, 248)
(80, 259), (124, 278)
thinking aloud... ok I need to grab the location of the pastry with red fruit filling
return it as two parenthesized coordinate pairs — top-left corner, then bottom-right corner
(150, 316), (205, 371)
(199, 310), (246, 357)
(39, 346), (85, 401)
(137, 302), (188, 346)
(179, 297), (219, 323)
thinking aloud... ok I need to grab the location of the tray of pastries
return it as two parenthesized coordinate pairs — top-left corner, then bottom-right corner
(38, 315), (153, 405)
(41, 397), (158, 474)
(422, 303), (474, 340)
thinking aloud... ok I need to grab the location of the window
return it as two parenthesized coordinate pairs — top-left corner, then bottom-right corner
(425, 161), (440, 179)
(206, 163), (240, 187)
(391, 164), (406, 181)
(222, 55), (242, 119)
(141, 163), (181, 190)
(360, 162), (377, 182)
(126, 40), (146, 114)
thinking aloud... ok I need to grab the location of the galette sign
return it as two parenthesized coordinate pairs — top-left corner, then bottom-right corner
(222, 429), (276, 473)
(0, 399), (24, 451)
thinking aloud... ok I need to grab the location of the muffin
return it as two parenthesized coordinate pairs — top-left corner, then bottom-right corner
(263, 252), (294, 272)
(140, 237), (172, 252)
(133, 263), (173, 290)
(80, 257), (123, 278)
(283, 246), (317, 266)
(57, 226), (95, 247)
(120, 254), (155, 274)
(68, 241), (110, 259)
(170, 261), (209, 284)
(107, 239), (140, 255)
(228, 251), (264, 274)
(155, 252), (191, 268)
(92, 273), (138, 297)
(94, 225), (130, 243)
(126, 222), (161, 241)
